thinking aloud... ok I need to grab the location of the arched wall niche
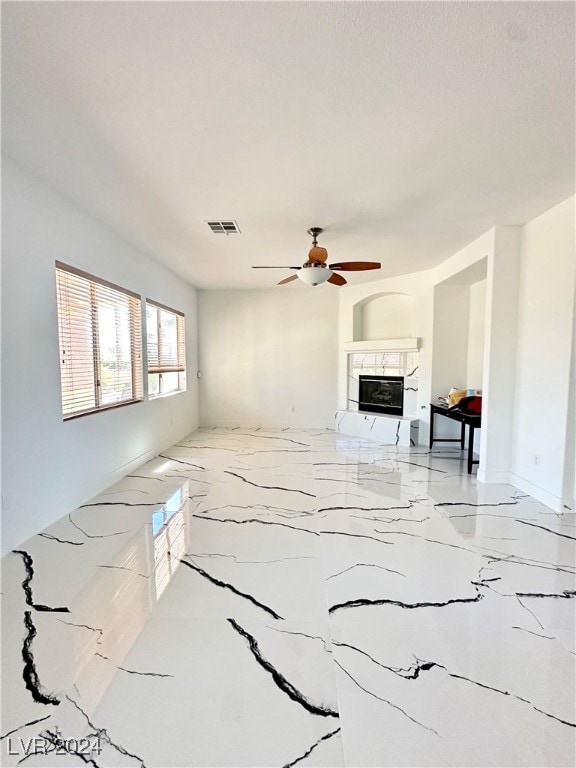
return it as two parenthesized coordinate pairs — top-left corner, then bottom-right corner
(352, 291), (415, 341)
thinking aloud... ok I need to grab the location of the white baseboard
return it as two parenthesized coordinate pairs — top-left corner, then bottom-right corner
(1, 423), (200, 556)
(477, 469), (511, 484)
(477, 468), (568, 514)
(199, 421), (334, 429)
(508, 472), (565, 514)
(58, 427), (201, 520)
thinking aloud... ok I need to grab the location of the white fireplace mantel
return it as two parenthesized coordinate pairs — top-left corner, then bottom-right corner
(343, 338), (419, 353)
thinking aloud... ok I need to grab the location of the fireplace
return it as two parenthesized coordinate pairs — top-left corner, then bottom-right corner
(358, 375), (404, 416)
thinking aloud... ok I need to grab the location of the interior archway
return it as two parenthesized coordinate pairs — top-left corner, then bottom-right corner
(353, 292), (415, 341)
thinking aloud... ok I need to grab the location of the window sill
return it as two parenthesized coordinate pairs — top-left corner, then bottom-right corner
(148, 389), (187, 401)
(63, 398), (143, 421)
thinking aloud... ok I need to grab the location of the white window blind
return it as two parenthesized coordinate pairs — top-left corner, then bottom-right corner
(146, 300), (186, 397)
(55, 262), (143, 419)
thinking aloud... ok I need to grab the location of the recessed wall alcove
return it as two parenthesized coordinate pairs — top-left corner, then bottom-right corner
(353, 292), (415, 341)
(339, 292), (420, 445)
(431, 258), (488, 449)
(349, 293), (419, 415)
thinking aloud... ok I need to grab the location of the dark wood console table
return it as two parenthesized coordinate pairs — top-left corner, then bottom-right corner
(429, 402), (481, 474)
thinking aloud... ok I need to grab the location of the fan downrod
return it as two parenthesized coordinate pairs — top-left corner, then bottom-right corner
(307, 227), (324, 246)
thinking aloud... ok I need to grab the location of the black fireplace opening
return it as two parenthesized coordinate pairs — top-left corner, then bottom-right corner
(358, 375), (404, 416)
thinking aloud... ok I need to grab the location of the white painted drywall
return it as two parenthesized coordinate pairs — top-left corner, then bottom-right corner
(511, 196), (576, 508)
(467, 279), (486, 389)
(198, 289), (338, 428)
(430, 284), (471, 439)
(478, 227), (521, 483)
(431, 284), (470, 401)
(360, 293), (415, 340)
(1, 158), (199, 554)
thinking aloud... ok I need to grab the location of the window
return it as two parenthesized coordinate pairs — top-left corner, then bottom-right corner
(55, 262), (143, 419)
(349, 351), (419, 379)
(146, 300), (186, 397)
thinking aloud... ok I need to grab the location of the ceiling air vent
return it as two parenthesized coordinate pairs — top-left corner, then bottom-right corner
(206, 220), (241, 235)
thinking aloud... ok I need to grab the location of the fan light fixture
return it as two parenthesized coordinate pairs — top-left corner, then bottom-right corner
(251, 226), (382, 287)
(297, 263), (332, 285)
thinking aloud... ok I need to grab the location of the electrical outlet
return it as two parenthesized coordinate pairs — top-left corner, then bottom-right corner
(534, 454), (540, 466)
(291, 406), (296, 413)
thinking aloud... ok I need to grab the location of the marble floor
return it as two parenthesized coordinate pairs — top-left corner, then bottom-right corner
(1, 428), (575, 767)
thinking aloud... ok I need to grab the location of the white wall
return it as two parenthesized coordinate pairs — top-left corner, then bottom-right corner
(198, 288), (338, 428)
(430, 284), (470, 401)
(429, 283), (471, 439)
(478, 227), (521, 483)
(1, 158), (199, 554)
(512, 196), (575, 509)
(428, 252), (489, 449)
(467, 279), (486, 388)
(360, 293), (415, 340)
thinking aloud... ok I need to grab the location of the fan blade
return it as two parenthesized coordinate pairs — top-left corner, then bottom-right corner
(308, 246), (328, 264)
(252, 266), (301, 269)
(329, 261), (381, 271)
(328, 273), (347, 286)
(277, 275), (298, 286)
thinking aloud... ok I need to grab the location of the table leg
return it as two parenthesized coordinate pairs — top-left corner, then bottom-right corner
(429, 408), (435, 449)
(461, 420), (466, 450)
(468, 424), (475, 474)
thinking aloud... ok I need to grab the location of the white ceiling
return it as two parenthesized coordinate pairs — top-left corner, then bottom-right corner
(2, 1), (574, 289)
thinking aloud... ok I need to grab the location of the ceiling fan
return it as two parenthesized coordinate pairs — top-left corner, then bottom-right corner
(252, 227), (381, 286)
